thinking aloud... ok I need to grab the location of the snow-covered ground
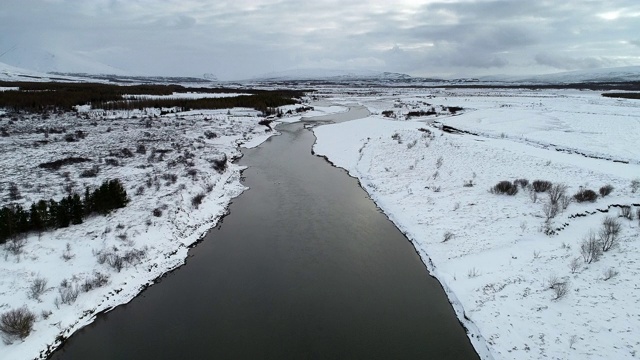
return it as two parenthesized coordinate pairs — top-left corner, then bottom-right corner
(0, 101), (344, 359)
(313, 88), (640, 360)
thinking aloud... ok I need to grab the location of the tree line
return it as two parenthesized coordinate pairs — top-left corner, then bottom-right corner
(0, 179), (129, 243)
(0, 81), (307, 113)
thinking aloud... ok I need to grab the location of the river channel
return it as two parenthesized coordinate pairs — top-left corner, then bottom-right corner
(50, 109), (479, 359)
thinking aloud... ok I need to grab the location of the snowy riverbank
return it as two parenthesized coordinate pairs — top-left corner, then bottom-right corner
(313, 88), (640, 359)
(0, 103), (345, 359)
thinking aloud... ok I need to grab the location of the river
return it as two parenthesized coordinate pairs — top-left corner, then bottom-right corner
(50, 109), (478, 359)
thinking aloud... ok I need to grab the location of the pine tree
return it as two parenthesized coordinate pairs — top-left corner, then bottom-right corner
(70, 193), (84, 225)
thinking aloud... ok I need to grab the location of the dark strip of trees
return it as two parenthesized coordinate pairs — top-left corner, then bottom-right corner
(0, 179), (129, 244)
(0, 81), (307, 113)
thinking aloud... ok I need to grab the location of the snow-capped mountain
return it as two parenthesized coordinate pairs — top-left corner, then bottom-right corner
(0, 45), (128, 76)
(251, 68), (413, 81)
(480, 66), (640, 84)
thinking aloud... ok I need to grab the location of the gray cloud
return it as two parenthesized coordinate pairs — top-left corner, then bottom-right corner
(0, 0), (639, 79)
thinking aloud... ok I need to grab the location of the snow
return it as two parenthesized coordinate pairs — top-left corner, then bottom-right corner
(312, 88), (640, 360)
(0, 101), (342, 359)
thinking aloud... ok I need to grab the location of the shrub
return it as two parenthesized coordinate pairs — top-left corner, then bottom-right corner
(491, 180), (518, 195)
(79, 165), (100, 178)
(514, 178), (529, 188)
(0, 307), (36, 341)
(599, 184), (614, 197)
(442, 232), (455, 242)
(152, 208), (163, 217)
(548, 184), (568, 206)
(192, 193), (206, 208)
(631, 178), (640, 193)
(599, 216), (621, 252)
(551, 280), (570, 301)
(210, 153), (227, 173)
(603, 267), (619, 281)
(161, 173), (178, 185)
(28, 277), (48, 301)
(532, 180), (553, 192)
(136, 144), (147, 154)
(573, 189), (597, 203)
(63, 133), (76, 142)
(104, 158), (119, 166)
(580, 231), (601, 264)
(58, 280), (80, 305)
(81, 272), (109, 292)
(8, 182), (21, 200)
(619, 206), (634, 220)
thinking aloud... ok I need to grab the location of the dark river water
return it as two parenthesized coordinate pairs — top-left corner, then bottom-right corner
(50, 113), (478, 359)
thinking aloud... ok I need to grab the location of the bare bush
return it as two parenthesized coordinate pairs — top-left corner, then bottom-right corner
(442, 232), (455, 242)
(0, 307), (36, 342)
(580, 231), (602, 264)
(435, 156), (443, 169)
(8, 182), (21, 200)
(192, 193), (206, 208)
(568, 257), (581, 274)
(210, 153), (227, 173)
(602, 267), (619, 281)
(532, 180), (553, 193)
(619, 205), (634, 220)
(57, 280), (79, 305)
(81, 272), (110, 292)
(61, 243), (74, 261)
(631, 178), (640, 193)
(573, 189), (597, 203)
(599, 216), (621, 252)
(6, 237), (26, 256)
(599, 184), (614, 197)
(136, 144), (147, 154)
(161, 173), (178, 185)
(463, 179), (474, 187)
(28, 277), (48, 301)
(543, 201), (559, 221)
(514, 178), (529, 188)
(79, 165), (100, 178)
(467, 267), (480, 278)
(551, 281), (570, 301)
(548, 184), (568, 206)
(491, 180), (518, 195)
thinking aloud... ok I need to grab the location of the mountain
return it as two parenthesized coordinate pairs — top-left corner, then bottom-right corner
(251, 68), (413, 81)
(0, 60), (86, 82)
(0, 45), (128, 76)
(479, 66), (640, 84)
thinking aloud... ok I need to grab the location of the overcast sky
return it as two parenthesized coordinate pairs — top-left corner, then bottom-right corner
(1, 0), (639, 79)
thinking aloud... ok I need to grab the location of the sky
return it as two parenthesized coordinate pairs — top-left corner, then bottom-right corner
(1, 0), (639, 80)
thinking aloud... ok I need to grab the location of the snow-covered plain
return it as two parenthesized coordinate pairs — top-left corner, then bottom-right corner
(313, 88), (640, 360)
(0, 101), (344, 359)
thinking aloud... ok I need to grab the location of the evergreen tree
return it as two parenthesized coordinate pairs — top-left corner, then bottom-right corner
(70, 193), (84, 225)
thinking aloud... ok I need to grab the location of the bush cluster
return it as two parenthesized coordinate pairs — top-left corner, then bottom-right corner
(491, 180), (518, 195)
(574, 189), (598, 203)
(532, 180), (553, 192)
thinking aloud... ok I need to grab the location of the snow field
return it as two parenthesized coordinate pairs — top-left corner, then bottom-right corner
(0, 105), (298, 359)
(313, 89), (640, 360)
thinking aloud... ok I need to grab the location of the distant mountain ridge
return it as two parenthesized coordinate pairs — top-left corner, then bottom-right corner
(251, 68), (414, 81)
(479, 66), (640, 84)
